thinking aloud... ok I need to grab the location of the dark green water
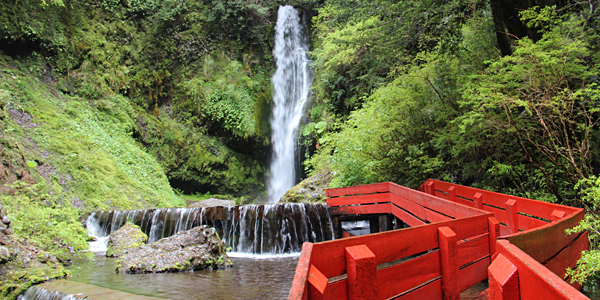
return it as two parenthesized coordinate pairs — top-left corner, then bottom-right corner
(69, 254), (299, 299)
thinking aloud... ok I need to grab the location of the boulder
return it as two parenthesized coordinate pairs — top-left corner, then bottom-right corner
(280, 169), (333, 203)
(106, 222), (147, 258)
(115, 225), (232, 273)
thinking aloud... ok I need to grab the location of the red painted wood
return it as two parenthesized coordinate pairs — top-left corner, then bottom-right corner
(448, 186), (456, 202)
(345, 245), (378, 300)
(505, 199), (519, 234)
(327, 182), (391, 198)
(326, 192), (391, 207)
(396, 279), (443, 300)
(488, 253), (519, 300)
(289, 242), (313, 300)
(328, 203), (392, 216)
(439, 226), (460, 300)
(390, 194), (453, 223)
(326, 279), (348, 299)
(377, 251), (441, 299)
(426, 181), (435, 195)
(389, 205), (428, 227)
(474, 192), (484, 210)
(423, 179), (578, 219)
(459, 257), (491, 292)
(488, 217), (500, 257)
(307, 265), (328, 299)
(543, 231), (589, 289)
(479, 203), (547, 232)
(505, 209), (585, 263)
(310, 214), (490, 278)
(496, 240), (589, 300)
(551, 210), (567, 221)
(457, 234), (490, 267)
(389, 184), (484, 218)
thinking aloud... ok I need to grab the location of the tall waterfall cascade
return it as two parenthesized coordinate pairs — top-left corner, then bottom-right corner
(86, 203), (332, 255)
(268, 5), (313, 203)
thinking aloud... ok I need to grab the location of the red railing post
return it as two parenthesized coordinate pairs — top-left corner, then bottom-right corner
(345, 244), (378, 300)
(474, 192), (484, 210)
(488, 217), (500, 257)
(488, 253), (520, 300)
(438, 226), (460, 300)
(426, 181), (435, 194)
(447, 186), (456, 202)
(505, 199), (519, 234)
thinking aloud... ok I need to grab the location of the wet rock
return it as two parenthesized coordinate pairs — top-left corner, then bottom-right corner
(0, 246), (10, 263)
(188, 198), (235, 208)
(280, 168), (333, 203)
(106, 222), (147, 258)
(116, 225), (231, 273)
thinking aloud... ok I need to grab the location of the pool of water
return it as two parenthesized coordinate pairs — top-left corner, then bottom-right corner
(69, 254), (299, 299)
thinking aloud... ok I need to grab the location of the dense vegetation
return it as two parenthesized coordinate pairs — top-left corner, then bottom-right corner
(301, 0), (600, 287)
(0, 0), (600, 296)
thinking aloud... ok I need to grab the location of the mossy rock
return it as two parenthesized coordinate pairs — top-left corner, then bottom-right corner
(280, 169), (333, 203)
(106, 222), (148, 258)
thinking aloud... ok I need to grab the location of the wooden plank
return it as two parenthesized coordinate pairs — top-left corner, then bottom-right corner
(327, 193), (391, 207)
(310, 214), (490, 278)
(389, 205), (428, 227)
(496, 240), (589, 300)
(377, 251), (441, 299)
(390, 194), (452, 223)
(288, 242), (313, 300)
(439, 227), (460, 300)
(505, 209), (585, 263)
(543, 231), (589, 288)
(480, 204), (547, 232)
(459, 257), (491, 292)
(425, 180), (578, 219)
(307, 265), (328, 300)
(327, 182), (391, 198)
(396, 279), (443, 300)
(457, 234), (490, 267)
(488, 253), (519, 300)
(327, 279), (348, 299)
(389, 183), (485, 218)
(328, 203), (392, 216)
(345, 245), (378, 300)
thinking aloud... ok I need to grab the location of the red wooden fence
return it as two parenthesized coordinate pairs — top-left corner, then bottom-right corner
(289, 180), (589, 300)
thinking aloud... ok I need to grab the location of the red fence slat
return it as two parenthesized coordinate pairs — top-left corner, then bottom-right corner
(327, 182), (391, 198)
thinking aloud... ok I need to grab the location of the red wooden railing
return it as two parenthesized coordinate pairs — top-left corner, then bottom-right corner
(289, 180), (589, 300)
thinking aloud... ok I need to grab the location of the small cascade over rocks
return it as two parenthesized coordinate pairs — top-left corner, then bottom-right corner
(86, 203), (333, 254)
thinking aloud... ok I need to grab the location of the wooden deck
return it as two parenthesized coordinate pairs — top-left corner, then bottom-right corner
(289, 179), (589, 300)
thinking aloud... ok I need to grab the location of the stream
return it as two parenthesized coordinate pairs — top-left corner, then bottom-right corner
(68, 254), (299, 299)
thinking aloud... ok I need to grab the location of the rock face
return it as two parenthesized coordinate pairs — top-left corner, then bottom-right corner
(116, 225), (232, 273)
(106, 222), (147, 257)
(280, 169), (333, 203)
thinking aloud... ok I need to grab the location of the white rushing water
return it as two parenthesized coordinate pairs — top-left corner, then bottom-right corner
(268, 5), (313, 203)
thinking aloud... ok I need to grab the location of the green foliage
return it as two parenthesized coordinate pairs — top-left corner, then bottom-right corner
(566, 176), (600, 284)
(1, 181), (90, 262)
(457, 15), (599, 201)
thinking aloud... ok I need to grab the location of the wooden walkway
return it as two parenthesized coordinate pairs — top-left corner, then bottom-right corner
(289, 179), (589, 300)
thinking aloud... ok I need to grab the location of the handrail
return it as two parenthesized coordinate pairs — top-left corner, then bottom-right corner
(290, 180), (589, 300)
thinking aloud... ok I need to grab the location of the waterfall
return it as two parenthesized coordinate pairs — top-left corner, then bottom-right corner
(86, 203), (333, 254)
(268, 5), (313, 203)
